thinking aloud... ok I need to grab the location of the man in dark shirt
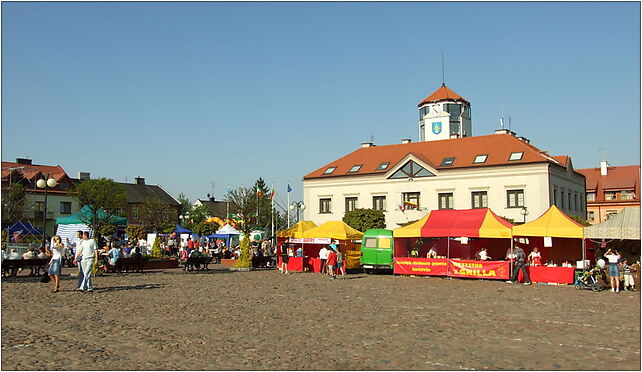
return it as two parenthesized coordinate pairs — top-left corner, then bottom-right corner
(507, 245), (531, 285)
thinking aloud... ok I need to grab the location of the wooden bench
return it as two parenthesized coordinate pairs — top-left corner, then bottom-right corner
(181, 256), (213, 271)
(2, 258), (50, 277)
(114, 255), (149, 273)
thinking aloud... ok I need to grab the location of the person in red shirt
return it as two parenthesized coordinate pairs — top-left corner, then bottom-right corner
(194, 240), (200, 250)
(187, 238), (194, 250)
(326, 247), (337, 279)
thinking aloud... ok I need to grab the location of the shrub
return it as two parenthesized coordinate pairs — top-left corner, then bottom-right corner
(343, 209), (385, 232)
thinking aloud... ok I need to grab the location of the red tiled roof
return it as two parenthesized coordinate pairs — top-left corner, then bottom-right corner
(304, 133), (568, 180)
(418, 85), (469, 107)
(1, 161), (69, 183)
(577, 166), (640, 196)
(551, 156), (569, 168)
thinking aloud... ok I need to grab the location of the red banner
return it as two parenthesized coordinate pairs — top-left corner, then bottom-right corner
(394, 258), (449, 276)
(448, 259), (510, 280)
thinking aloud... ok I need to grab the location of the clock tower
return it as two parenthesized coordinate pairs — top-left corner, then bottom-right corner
(418, 84), (472, 142)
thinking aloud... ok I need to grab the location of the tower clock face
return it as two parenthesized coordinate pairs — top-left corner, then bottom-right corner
(432, 122), (442, 134)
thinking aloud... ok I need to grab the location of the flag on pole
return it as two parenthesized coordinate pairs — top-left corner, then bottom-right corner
(270, 189), (275, 200)
(287, 184), (292, 193)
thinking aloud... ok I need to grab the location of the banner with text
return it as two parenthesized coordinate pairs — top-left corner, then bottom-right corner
(448, 259), (510, 280)
(394, 258), (449, 276)
(288, 238), (331, 244)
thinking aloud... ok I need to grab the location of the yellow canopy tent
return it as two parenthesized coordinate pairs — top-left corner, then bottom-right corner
(512, 205), (584, 238)
(302, 221), (364, 240)
(276, 220), (318, 238)
(303, 221), (364, 269)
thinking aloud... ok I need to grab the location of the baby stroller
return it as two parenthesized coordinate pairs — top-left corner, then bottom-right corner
(574, 266), (604, 292)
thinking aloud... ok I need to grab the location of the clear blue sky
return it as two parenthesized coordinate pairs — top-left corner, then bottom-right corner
(2, 2), (640, 207)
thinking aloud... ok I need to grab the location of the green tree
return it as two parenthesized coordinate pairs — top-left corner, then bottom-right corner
(192, 220), (218, 236)
(569, 215), (591, 227)
(138, 197), (175, 233)
(226, 186), (261, 268)
(177, 193), (192, 217)
(125, 224), (146, 242)
(74, 178), (127, 240)
(184, 205), (210, 231)
(343, 209), (386, 232)
(1, 183), (26, 225)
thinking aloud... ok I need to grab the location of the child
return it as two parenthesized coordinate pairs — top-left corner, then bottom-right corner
(621, 259), (635, 291)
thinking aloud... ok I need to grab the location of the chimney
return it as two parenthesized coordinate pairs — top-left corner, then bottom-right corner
(361, 142), (374, 148)
(207, 193), (215, 202)
(495, 129), (516, 136)
(16, 158), (32, 165)
(135, 177), (145, 185)
(600, 161), (608, 176)
(78, 172), (91, 180)
(401, 138), (412, 144)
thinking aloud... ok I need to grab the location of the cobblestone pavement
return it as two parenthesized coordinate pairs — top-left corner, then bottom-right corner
(2, 267), (640, 370)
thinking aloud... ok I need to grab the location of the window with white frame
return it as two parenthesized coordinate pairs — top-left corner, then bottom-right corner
(471, 191), (488, 209)
(345, 197), (358, 212)
(438, 193), (454, 210)
(507, 189), (524, 208)
(372, 196), (386, 211)
(319, 198), (332, 213)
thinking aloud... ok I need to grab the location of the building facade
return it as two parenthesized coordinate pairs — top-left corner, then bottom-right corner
(1, 158), (81, 236)
(118, 177), (181, 225)
(303, 86), (586, 229)
(576, 163), (640, 224)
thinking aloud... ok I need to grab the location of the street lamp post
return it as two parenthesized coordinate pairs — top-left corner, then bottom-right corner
(36, 175), (57, 249)
(520, 206), (529, 224)
(289, 201), (306, 223)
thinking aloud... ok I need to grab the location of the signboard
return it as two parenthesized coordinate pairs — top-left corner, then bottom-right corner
(544, 236), (553, 247)
(287, 238), (331, 244)
(393, 258), (448, 276)
(448, 259), (510, 280)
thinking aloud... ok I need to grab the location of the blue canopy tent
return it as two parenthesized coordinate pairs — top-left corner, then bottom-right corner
(7, 221), (43, 236)
(174, 225), (192, 234)
(206, 233), (235, 247)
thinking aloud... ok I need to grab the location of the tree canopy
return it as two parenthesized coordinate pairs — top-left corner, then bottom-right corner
(138, 197), (176, 233)
(74, 178), (127, 238)
(343, 209), (386, 232)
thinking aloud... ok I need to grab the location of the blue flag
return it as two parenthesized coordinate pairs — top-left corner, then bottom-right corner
(287, 184), (292, 193)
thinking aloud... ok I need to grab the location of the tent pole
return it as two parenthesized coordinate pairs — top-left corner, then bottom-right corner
(447, 237), (450, 277)
(582, 238), (586, 267)
(510, 238), (514, 279)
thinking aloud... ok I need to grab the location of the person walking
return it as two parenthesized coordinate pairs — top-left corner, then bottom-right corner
(280, 244), (289, 274)
(47, 235), (64, 293)
(507, 245), (531, 285)
(335, 247), (346, 278)
(72, 230), (84, 290)
(77, 231), (98, 292)
(319, 245), (329, 274)
(604, 248), (622, 292)
(326, 247), (337, 279)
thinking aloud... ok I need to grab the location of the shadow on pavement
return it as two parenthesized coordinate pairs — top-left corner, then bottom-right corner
(94, 283), (162, 293)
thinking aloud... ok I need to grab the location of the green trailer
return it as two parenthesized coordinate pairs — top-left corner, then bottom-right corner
(360, 229), (394, 273)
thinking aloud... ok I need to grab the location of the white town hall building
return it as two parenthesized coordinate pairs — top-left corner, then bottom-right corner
(302, 85), (586, 229)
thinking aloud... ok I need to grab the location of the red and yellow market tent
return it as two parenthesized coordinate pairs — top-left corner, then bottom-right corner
(511, 205), (587, 264)
(393, 208), (513, 261)
(511, 205), (584, 239)
(394, 208), (513, 239)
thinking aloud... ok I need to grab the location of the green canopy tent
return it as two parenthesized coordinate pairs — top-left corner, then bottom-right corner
(56, 205), (127, 225)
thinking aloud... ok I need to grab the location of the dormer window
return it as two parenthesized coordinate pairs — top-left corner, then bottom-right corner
(473, 155), (488, 164)
(509, 152), (524, 161)
(348, 165), (362, 173)
(389, 160), (435, 179)
(323, 167), (337, 175)
(376, 162), (390, 171)
(440, 157), (455, 167)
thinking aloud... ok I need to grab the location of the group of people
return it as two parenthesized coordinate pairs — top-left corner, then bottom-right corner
(604, 248), (636, 293)
(278, 241), (346, 279)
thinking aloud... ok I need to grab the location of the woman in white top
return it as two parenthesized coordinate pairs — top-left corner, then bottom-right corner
(528, 247), (542, 266)
(47, 235), (64, 293)
(604, 248), (622, 292)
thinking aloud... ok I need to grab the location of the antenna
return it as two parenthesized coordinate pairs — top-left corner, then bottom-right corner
(370, 134), (374, 143)
(508, 116), (512, 131)
(499, 118), (504, 129)
(598, 148), (608, 162)
(210, 181), (215, 196)
(441, 53), (445, 86)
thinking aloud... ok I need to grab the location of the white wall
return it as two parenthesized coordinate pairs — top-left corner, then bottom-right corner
(549, 164), (587, 219)
(304, 162), (553, 229)
(26, 193), (82, 235)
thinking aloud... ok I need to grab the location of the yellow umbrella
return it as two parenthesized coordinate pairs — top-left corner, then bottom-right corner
(302, 221), (364, 240)
(276, 220), (318, 238)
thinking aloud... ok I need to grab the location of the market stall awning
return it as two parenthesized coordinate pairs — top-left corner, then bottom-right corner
(302, 221), (363, 240)
(55, 205), (127, 225)
(393, 208), (513, 238)
(7, 221), (43, 236)
(174, 225), (192, 234)
(512, 205), (584, 238)
(217, 224), (240, 235)
(584, 207), (640, 240)
(277, 220), (318, 238)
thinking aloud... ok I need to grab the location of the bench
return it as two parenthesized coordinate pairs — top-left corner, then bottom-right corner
(2, 258), (50, 277)
(113, 255), (149, 273)
(181, 256), (213, 271)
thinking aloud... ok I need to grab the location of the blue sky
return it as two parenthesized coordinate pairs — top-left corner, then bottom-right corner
(2, 2), (640, 207)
